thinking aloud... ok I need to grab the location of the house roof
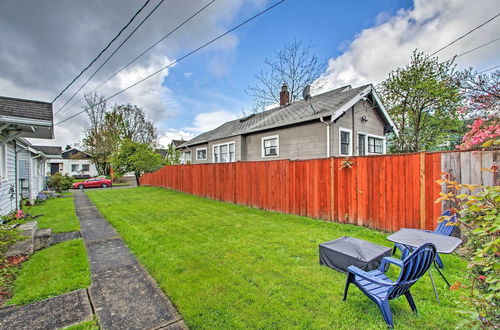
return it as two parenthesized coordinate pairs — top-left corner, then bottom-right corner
(61, 148), (91, 159)
(180, 84), (396, 148)
(0, 96), (54, 139)
(0, 96), (52, 122)
(171, 139), (186, 148)
(32, 145), (62, 156)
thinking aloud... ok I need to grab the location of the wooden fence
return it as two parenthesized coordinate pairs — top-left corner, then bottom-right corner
(140, 150), (499, 232)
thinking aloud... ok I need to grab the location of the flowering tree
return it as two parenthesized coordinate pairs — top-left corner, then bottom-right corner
(457, 68), (500, 149)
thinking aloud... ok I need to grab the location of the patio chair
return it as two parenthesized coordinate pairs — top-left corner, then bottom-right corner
(343, 243), (436, 328)
(392, 210), (457, 268)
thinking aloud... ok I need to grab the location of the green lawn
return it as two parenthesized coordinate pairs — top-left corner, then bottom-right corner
(8, 239), (90, 305)
(87, 186), (467, 329)
(29, 194), (80, 233)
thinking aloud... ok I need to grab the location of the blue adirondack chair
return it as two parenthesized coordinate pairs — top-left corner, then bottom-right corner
(393, 210), (457, 268)
(343, 243), (437, 328)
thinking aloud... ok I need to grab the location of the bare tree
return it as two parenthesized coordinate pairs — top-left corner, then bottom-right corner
(107, 104), (158, 146)
(81, 94), (159, 175)
(246, 39), (326, 113)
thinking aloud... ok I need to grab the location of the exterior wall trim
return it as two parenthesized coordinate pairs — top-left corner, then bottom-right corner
(261, 134), (280, 158)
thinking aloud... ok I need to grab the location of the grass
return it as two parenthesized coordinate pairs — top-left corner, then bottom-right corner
(29, 194), (80, 233)
(63, 317), (99, 330)
(87, 186), (467, 329)
(8, 239), (90, 305)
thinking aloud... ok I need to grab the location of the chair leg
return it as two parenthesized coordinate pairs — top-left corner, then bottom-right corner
(435, 254), (444, 269)
(377, 300), (394, 328)
(343, 273), (353, 301)
(405, 292), (417, 314)
(392, 245), (397, 255)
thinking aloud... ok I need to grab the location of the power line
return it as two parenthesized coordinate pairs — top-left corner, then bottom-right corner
(54, 0), (168, 117)
(431, 12), (500, 56)
(444, 36), (500, 62)
(54, 0), (215, 120)
(480, 64), (500, 73)
(51, 0), (152, 103)
(55, 0), (287, 126)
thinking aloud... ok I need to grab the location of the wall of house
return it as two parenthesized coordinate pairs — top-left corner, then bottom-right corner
(244, 120), (329, 161)
(0, 140), (17, 215)
(46, 158), (98, 177)
(331, 99), (387, 156)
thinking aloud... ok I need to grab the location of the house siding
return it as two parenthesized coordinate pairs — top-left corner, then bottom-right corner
(0, 140), (17, 215)
(332, 100), (386, 156)
(208, 136), (242, 162)
(244, 121), (328, 161)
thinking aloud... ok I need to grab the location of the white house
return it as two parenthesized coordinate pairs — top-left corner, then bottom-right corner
(44, 147), (98, 178)
(0, 96), (54, 215)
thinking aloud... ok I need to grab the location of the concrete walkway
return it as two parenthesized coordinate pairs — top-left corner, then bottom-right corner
(0, 192), (185, 330)
(74, 191), (185, 330)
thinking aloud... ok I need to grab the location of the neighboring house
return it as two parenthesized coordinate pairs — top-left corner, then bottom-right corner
(157, 139), (186, 163)
(0, 96), (54, 215)
(44, 147), (98, 178)
(179, 84), (398, 164)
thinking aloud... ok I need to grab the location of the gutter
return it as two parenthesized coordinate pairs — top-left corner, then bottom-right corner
(320, 117), (331, 157)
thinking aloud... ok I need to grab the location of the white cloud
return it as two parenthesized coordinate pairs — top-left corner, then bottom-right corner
(189, 109), (238, 133)
(159, 129), (195, 147)
(319, 0), (500, 91)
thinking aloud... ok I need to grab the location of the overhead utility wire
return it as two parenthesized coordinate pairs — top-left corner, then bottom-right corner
(480, 65), (500, 73)
(443, 36), (500, 62)
(55, 0), (287, 126)
(431, 12), (500, 56)
(54, 0), (167, 117)
(54, 0), (215, 120)
(51, 0), (152, 103)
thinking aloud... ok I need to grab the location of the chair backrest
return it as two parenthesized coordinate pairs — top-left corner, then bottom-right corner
(388, 243), (436, 300)
(435, 209), (458, 236)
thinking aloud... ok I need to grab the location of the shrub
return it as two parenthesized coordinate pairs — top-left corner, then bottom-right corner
(47, 173), (74, 193)
(436, 172), (499, 327)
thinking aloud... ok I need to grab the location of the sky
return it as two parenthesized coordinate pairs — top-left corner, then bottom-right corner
(0, 0), (499, 148)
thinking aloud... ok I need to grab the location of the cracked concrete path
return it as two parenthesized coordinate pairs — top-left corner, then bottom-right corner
(73, 191), (185, 330)
(0, 289), (93, 330)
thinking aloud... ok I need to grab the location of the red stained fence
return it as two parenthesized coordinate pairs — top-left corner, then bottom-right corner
(140, 150), (499, 232)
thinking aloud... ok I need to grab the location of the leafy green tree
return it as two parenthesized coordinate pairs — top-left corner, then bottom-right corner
(163, 143), (182, 165)
(379, 50), (463, 152)
(111, 140), (163, 186)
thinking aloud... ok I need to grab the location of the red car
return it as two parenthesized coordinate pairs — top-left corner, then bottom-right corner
(73, 177), (112, 189)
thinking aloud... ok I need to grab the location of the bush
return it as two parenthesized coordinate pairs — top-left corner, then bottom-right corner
(47, 173), (74, 193)
(436, 171), (499, 327)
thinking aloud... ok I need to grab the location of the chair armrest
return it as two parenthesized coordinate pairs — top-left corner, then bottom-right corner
(379, 257), (403, 272)
(347, 266), (393, 286)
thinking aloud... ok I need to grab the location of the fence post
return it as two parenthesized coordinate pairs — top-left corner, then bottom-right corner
(419, 152), (426, 230)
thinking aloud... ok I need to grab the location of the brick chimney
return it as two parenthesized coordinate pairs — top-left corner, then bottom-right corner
(279, 83), (289, 106)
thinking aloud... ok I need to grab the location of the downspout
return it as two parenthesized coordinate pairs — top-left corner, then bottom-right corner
(320, 117), (331, 157)
(351, 106), (355, 155)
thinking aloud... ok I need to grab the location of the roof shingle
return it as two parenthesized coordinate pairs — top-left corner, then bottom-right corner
(0, 96), (53, 122)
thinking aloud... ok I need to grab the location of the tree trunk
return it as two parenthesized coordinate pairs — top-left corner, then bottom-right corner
(135, 171), (141, 186)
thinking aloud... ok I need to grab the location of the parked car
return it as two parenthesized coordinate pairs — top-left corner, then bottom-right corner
(73, 177), (112, 189)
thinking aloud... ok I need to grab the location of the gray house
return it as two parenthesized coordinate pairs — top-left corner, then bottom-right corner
(0, 96), (54, 214)
(179, 84), (398, 164)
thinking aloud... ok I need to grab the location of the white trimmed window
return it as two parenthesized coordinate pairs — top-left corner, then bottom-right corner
(357, 133), (386, 155)
(71, 164), (79, 172)
(196, 147), (207, 160)
(184, 150), (192, 163)
(368, 136), (384, 154)
(339, 128), (352, 156)
(213, 142), (235, 163)
(0, 144), (6, 180)
(261, 135), (279, 158)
